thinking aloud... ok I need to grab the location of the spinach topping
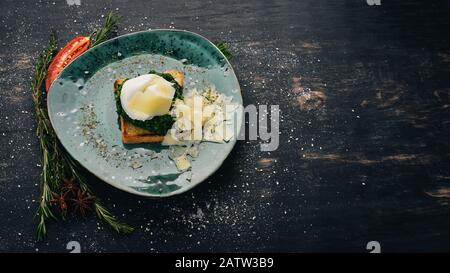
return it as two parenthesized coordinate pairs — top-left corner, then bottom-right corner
(114, 72), (183, 135)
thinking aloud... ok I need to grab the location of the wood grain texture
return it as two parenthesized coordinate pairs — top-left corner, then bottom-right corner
(0, 0), (449, 252)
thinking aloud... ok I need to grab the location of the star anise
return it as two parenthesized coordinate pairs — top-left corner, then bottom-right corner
(50, 191), (68, 215)
(61, 177), (78, 196)
(71, 190), (95, 217)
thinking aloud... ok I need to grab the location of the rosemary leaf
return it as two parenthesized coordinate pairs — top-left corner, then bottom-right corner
(95, 203), (135, 234)
(90, 12), (121, 48)
(215, 42), (233, 60)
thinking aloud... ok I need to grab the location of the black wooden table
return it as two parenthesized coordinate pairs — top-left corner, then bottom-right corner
(1, 0), (449, 252)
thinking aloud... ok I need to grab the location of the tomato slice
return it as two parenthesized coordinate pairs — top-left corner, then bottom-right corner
(45, 36), (90, 92)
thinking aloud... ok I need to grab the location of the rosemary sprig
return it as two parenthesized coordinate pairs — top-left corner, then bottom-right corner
(32, 32), (59, 241)
(32, 15), (133, 241)
(215, 42), (232, 60)
(95, 203), (135, 234)
(89, 12), (121, 48)
(62, 151), (134, 234)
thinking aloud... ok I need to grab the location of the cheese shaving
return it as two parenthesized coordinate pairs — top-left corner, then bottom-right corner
(163, 86), (237, 171)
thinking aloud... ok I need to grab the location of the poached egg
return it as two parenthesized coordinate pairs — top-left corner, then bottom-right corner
(120, 74), (176, 121)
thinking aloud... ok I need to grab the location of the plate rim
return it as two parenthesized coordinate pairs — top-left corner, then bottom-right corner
(47, 29), (242, 198)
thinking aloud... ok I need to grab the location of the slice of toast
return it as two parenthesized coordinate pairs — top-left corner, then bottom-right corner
(114, 70), (184, 144)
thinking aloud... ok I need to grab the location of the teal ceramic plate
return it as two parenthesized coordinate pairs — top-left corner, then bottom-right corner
(48, 30), (242, 197)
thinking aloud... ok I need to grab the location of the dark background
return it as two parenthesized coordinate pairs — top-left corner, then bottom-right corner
(1, 0), (450, 252)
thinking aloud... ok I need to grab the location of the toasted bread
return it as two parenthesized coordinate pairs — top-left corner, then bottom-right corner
(114, 70), (184, 144)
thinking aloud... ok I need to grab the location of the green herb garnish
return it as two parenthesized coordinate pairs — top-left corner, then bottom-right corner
(215, 42), (232, 60)
(89, 12), (121, 48)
